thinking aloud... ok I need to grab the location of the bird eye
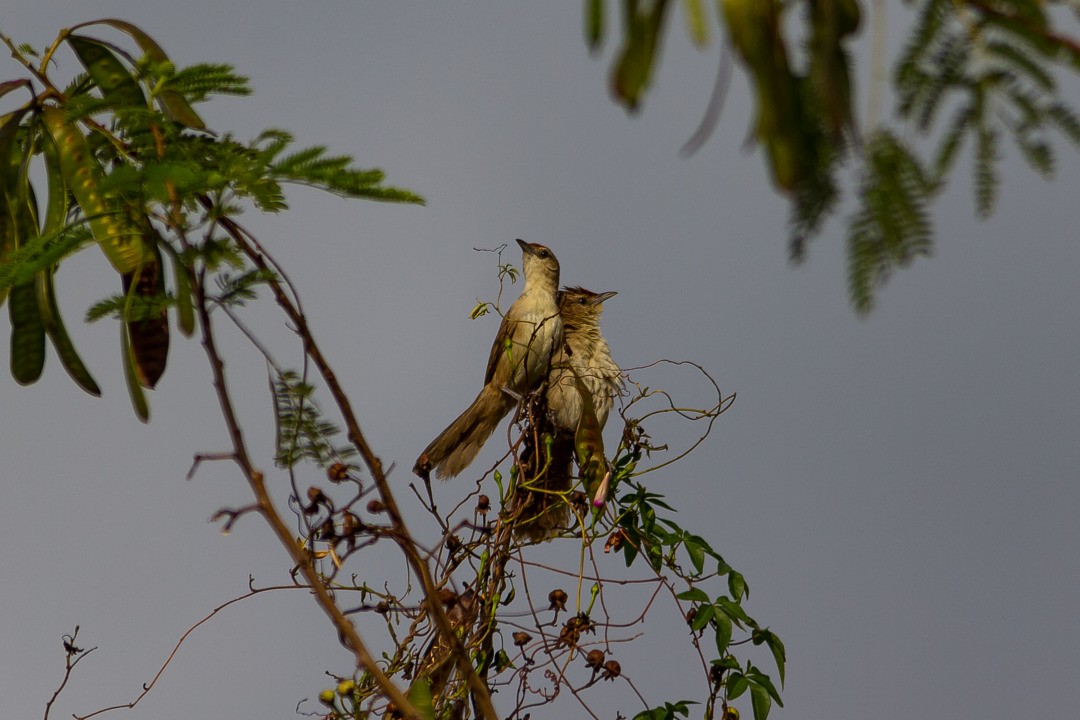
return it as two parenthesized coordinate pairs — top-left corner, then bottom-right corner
(577, 298), (587, 305)
(538, 250), (549, 258)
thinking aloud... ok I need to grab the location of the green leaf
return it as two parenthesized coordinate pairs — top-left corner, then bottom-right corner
(747, 666), (783, 705)
(727, 569), (747, 602)
(726, 672), (748, 700)
(684, 534), (706, 574)
(406, 678), (436, 720)
(714, 612), (732, 655)
(715, 596), (750, 627)
(750, 682), (772, 720)
(753, 629), (786, 686)
(690, 602), (715, 632)
(676, 587), (710, 603)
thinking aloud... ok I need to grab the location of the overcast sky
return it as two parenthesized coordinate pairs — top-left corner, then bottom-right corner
(2, 3), (1078, 720)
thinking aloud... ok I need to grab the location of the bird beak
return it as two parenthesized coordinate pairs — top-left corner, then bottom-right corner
(515, 238), (535, 255)
(593, 291), (617, 304)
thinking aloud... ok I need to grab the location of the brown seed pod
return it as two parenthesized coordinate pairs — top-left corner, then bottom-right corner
(477, 494), (491, 513)
(585, 649), (606, 669)
(512, 631), (532, 647)
(601, 659), (621, 680)
(366, 499), (386, 514)
(548, 588), (568, 612)
(604, 529), (626, 553)
(327, 463), (350, 482)
(341, 511), (362, 536)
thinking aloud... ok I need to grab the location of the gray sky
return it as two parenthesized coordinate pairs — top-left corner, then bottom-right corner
(2, 3), (1078, 719)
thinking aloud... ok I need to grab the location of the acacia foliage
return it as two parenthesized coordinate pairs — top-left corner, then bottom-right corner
(587, 0), (1080, 312)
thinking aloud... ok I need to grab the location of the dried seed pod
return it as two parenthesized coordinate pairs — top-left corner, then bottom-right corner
(341, 511), (362, 536)
(477, 494), (491, 513)
(306, 486), (329, 514)
(512, 631), (532, 647)
(375, 600), (391, 615)
(327, 463), (350, 482)
(548, 588), (568, 612)
(317, 519), (336, 541)
(601, 659), (621, 680)
(366, 499), (386, 514)
(585, 649), (606, 669)
(604, 529), (626, 553)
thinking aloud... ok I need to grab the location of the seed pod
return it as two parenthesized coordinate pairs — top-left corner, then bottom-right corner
(585, 649), (606, 669)
(36, 127), (101, 394)
(601, 659), (621, 680)
(512, 631), (532, 647)
(548, 588), (568, 612)
(68, 35), (148, 110)
(327, 462), (350, 482)
(40, 105), (156, 275)
(121, 238), (169, 389)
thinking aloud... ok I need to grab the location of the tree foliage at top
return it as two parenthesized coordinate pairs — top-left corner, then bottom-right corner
(586, 0), (1080, 312)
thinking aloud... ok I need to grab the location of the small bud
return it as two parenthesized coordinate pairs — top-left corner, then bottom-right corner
(548, 588), (568, 612)
(366, 499), (385, 514)
(477, 494), (491, 513)
(585, 649), (605, 669)
(601, 659), (621, 680)
(446, 534), (462, 552)
(327, 463), (350, 482)
(336, 679), (356, 696)
(318, 688), (337, 706)
(512, 631), (532, 647)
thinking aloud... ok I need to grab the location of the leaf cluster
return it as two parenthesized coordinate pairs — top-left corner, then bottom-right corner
(0, 22), (422, 416)
(584, 0), (1080, 311)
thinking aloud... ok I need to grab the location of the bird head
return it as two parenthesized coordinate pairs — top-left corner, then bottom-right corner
(559, 287), (616, 325)
(516, 239), (560, 287)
